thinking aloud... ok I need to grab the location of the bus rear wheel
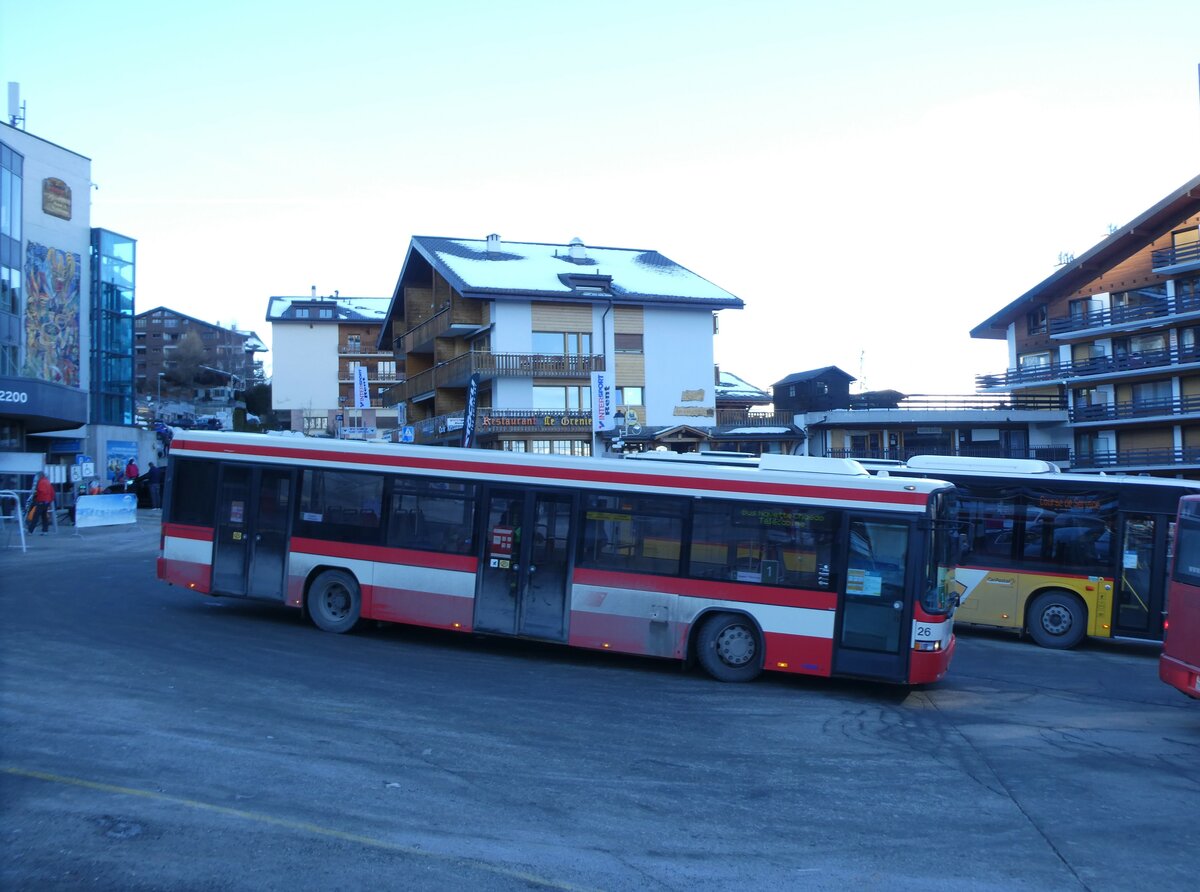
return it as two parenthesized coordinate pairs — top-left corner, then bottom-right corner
(696, 613), (763, 683)
(1027, 591), (1086, 649)
(307, 570), (361, 634)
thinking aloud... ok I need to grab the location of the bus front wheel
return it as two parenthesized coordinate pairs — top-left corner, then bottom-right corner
(307, 570), (361, 634)
(696, 613), (763, 683)
(1027, 591), (1086, 649)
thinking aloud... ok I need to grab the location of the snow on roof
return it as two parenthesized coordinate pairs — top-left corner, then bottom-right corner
(716, 370), (770, 401)
(266, 296), (390, 321)
(412, 236), (743, 307)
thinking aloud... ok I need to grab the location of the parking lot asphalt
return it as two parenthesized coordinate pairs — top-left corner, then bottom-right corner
(2, 511), (1198, 891)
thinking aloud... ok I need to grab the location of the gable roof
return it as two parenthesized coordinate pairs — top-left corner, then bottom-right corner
(381, 236), (743, 334)
(971, 173), (1200, 340)
(266, 296), (389, 322)
(772, 366), (855, 387)
(716, 370), (771, 403)
(136, 305), (267, 352)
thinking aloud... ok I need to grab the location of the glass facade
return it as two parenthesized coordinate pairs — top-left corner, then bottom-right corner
(0, 141), (22, 377)
(90, 229), (136, 425)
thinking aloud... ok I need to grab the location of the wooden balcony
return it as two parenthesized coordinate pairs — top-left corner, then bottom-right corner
(389, 351), (605, 402)
(394, 306), (489, 354)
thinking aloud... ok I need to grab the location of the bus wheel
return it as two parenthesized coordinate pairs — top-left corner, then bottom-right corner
(307, 570), (361, 634)
(1027, 591), (1085, 649)
(696, 613), (763, 683)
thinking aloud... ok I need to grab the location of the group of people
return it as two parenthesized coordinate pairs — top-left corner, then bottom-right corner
(24, 457), (165, 535)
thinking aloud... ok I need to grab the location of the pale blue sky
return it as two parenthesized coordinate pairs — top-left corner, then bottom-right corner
(2, 0), (1198, 394)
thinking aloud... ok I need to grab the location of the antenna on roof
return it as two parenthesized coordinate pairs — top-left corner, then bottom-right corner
(7, 83), (26, 129)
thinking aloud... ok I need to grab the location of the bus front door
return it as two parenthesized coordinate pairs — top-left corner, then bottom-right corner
(211, 465), (293, 600)
(831, 518), (913, 682)
(475, 488), (574, 642)
(1113, 513), (1167, 640)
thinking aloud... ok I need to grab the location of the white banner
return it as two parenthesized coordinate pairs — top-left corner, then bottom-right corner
(354, 365), (371, 409)
(592, 371), (615, 431)
(75, 493), (138, 529)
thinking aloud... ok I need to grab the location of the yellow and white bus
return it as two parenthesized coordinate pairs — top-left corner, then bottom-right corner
(866, 456), (1200, 648)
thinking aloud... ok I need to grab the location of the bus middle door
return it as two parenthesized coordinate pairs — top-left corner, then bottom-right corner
(475, 488), (574, 642)
(832, 517), (913, 682)
(211, 465), (293, 600)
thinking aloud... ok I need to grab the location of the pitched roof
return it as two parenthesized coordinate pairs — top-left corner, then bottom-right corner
(136, 305), (266, 352)
(715, 370), (770, 403)
(266, 296), (389, 322)
(772, 366), (855, 387)
(971, 173), (1200, 340)
(385, 235), (742, 317)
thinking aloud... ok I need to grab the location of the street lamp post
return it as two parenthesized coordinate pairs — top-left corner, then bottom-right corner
(156, 372), (166, 419)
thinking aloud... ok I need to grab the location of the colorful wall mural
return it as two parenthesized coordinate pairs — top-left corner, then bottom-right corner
(24, 242), (82, 386)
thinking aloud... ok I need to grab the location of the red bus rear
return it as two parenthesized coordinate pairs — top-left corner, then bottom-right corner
(1162, 495), (1200, 699)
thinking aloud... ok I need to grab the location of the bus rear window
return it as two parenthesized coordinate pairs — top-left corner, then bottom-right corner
(1172, 519), (1200, 587)
(168, 458), (218, 526)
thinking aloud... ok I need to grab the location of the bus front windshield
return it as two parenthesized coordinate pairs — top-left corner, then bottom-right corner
(924, 491), (960, 615)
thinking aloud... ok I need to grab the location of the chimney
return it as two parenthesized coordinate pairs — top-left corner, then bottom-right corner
(311, 285), (316, 298)
(568, 237), (587, 263)
(486, 233), (501, 255)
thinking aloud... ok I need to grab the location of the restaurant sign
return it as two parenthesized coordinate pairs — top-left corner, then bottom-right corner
(42, 178), (72, 220)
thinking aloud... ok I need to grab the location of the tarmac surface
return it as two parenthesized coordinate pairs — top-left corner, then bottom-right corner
(2, 510), (1198, 891)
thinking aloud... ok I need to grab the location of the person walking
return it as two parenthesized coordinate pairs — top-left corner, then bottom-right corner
(26, 472), (56, 535)
(124, 457), (140, 490)
(148, 462), (164, 509)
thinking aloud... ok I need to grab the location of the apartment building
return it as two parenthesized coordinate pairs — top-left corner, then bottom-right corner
(377, 235), (743, 454)
(1, 115), (155, 485)
(267, 292), (399, 436)
(973, 174), (1200, 475)
(135, 306), (265, 404)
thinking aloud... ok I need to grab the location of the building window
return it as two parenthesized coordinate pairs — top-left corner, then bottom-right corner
(1018, 352), (1050, 369)
(614, 333), (643, 353)
(533, 385), (591, 410)
(617, 386), (644, 406)
(294, 308), (309, 319)
(319, 308), (333, 319)
(346, 334), (361, 353)
(501, 440), (527, 452)
(531, 440), (552, 454)
(164, 316), (178, 328)
(532, 331), (592, 355)
(1027, 306), (1047, 335)
(378, 360), (396, 380)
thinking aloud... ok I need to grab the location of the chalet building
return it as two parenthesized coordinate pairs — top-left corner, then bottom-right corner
(767, 366), (1072, 464)
(267, 292), (400, 436)
(707, 370), (805, 455)
(376, 235), (743, 454)
(135, 306), (265, 406)
(972, 174), (1200, 475)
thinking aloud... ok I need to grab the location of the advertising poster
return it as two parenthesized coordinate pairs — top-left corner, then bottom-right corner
(592, 371), (614, 431)
(106, 440), (138, 483)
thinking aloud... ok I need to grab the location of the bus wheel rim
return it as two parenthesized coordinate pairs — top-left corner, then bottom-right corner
(716, 625), (755, 666)
(1041, 604), (1072, 635)
(325, 586), (350, 619)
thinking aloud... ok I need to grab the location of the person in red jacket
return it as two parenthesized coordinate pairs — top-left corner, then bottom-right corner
(27, 472), (55, 535)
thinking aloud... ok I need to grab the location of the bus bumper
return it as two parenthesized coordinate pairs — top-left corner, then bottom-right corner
(1160, 654), (1200, 699)
(909, 633), (956, 685)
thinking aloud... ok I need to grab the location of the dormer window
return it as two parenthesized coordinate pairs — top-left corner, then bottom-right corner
(558, 273), (612, 293)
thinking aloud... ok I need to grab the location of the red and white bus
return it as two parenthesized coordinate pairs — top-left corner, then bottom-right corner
(157, 432), (960, 686)
(1162, 495), (1200, 699)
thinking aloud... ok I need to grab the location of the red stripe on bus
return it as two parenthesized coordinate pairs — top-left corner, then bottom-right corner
(572, 566), (836, 611)
(173, 438), (930, 506)
(162, 523), (214, 542)
(290, 537), (478, 573)
(362, 583), (476, 631)
(158, 558), (212, 593)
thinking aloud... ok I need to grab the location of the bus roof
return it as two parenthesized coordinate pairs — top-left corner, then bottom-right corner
(169, 431), (951, 512)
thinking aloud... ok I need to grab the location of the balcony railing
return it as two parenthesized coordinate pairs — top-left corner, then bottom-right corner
(1047, 293), (1200, 336)
(977, 344), (1200, 389)
(387, 351), (604, 403)
(1070, 394), (1200, 423)
(1152, 239), (1200, 271)
(338, 343), (390, 355)
(715, 410), (796, 427)
(393, 305), (488, 353)
(825, 445), (1073, 465)
(1074, 447), (1200, 470)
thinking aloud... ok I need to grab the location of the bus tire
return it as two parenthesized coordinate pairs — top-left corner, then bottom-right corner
(696, 613), (763, 683)
(307, 570), (361, 634)
(1027, 590), (1086, 649)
